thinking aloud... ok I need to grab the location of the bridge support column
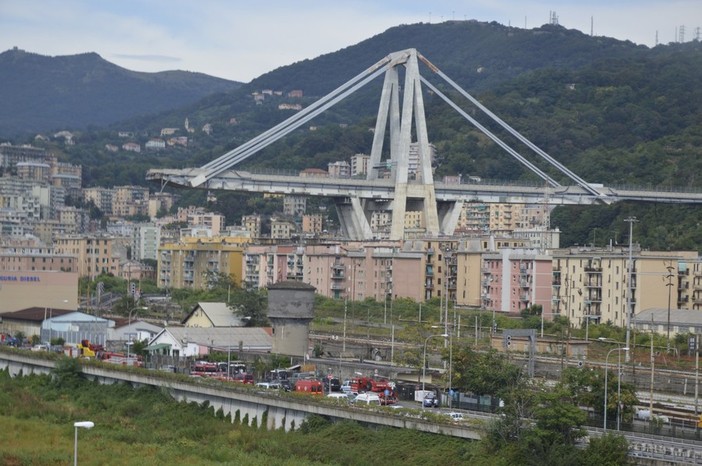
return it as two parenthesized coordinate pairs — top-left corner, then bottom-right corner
(335, 197), (373, 240)
(437, 200), (463, 236)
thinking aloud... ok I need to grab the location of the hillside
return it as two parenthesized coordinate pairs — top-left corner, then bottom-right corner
(249, 22), (646, 96)
(0, 48), (243, 138)
(4, 21), (702, 250)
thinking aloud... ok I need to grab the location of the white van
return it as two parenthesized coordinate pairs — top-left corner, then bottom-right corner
(353, 393), (381, 405)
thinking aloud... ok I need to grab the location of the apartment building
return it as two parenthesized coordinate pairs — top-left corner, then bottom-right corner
(187, 211), (225, 236)
(112, 186), (149, 218)
(243, 245), (304, 290)
(327, 161), (350, 178)
(53, 235), (120, 279)
(157, 237), (246, 290)
(0, 144), (48, 168)
(271, 219), (296, 239)
(148, 192), (176, 219)
(283, 196), (306, 217)
(350, 153), (370, 177)
(242, 215), (262, 238)
(83, 187), (114, 216)
(480, 248), (554, 315)
(132, 224), (161, 261)
(551, 246), (698, 329)
(302, 214), (323, 235)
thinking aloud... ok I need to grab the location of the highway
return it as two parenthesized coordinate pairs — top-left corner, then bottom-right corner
(147, 167), (702, 206)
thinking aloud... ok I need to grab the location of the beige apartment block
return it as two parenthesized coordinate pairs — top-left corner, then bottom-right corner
(242, 215), (262, 238)
(187, 212), (225, 236)
(243, 244), (304, 290)
(271, 219), (296, 239)
(148, 192), (175, 219)
(112, 186), (149, 218)
(0, 251), (77, 273)
(351, 153), (370, 177)
(552, 246), (697, 329)
(283, 196), (307, 217)
(489, 203), (523, 232)
(53, 235), (120, 279)
(302, 214), (323, 234)
(158, 237), (245, 290)
(83, 187), (114, 215)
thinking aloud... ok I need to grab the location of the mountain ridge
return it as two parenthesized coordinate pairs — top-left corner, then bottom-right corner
(0, 47), (243, 138)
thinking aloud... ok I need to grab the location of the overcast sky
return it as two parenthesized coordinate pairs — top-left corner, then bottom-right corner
(1, 1), (700, 82)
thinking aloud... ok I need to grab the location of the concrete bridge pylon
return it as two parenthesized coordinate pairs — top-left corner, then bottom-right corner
(338, 49), (444, 240)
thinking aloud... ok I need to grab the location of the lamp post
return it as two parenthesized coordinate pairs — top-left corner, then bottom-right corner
(422, 333), (448, 392)
(73, 421), (94, 466)
(603, 346), (629, 430)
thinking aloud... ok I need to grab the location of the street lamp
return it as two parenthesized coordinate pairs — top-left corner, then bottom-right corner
(73, 421), (94, 466)
(422, 333), (448, 392)
(603, 346), (629, 430)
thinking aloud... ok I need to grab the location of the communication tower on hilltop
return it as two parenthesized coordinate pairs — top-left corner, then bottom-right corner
(679, 25), (686, 43)
(549, 11), (559, 26)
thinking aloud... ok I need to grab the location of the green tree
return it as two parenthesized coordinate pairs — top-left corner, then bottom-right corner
(559, 365), (637, 423)
(580, 433), (633, 465)
(451, 347), (521, 397)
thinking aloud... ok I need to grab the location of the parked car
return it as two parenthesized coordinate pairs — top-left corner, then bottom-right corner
(352, 393), (381, 405)
(422, 392), (439, 408)
(340, 380), (353, 393)
(255, 382), (281, 389)
(326, 392), (350, 402)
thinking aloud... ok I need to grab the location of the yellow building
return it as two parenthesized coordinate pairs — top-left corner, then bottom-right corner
(552, 247), (697, 329)
(158, 236), (247, 289)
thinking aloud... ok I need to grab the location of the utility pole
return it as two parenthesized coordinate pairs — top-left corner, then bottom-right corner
(665, 263), (675, 351)
(624, 216), (638, 362)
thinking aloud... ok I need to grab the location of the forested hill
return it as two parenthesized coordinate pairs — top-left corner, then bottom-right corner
(6, 21), (702, 250)
(250, 21), (645, 96)
(0, 48), (242, 138)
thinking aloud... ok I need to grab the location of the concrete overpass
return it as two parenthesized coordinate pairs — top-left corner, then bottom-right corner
(4, 350), (702, 463)
(0, 350), (480, 438)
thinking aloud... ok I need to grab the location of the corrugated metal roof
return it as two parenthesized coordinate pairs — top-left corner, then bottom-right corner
(0, 307), (74, 322)
(165, 326), (272, 350)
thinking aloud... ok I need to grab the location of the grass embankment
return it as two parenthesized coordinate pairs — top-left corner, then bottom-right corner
(0, 366), (476, 466)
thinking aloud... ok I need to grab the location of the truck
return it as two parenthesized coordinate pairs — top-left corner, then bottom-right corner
(294, 379), (323, 395)
(349, 376), (398, 405)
